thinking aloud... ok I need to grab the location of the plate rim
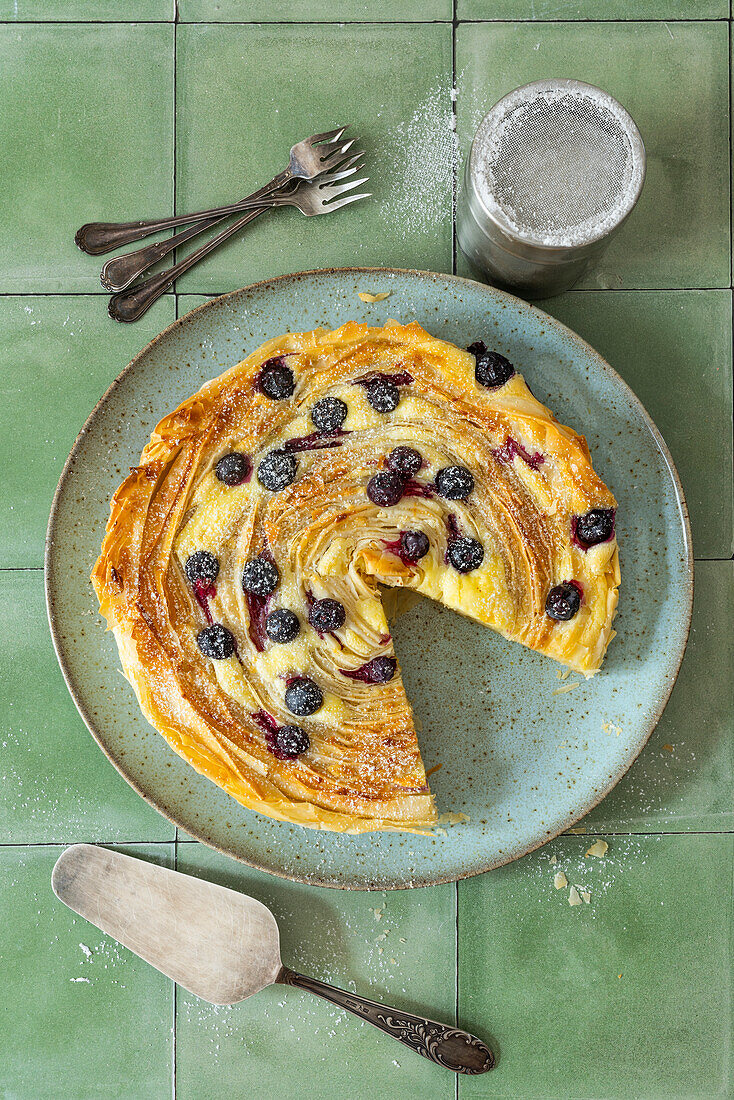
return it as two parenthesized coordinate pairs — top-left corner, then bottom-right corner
(45, 266), (694, 889)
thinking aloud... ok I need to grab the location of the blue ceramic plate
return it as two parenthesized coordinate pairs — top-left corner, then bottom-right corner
(46, 268), (693, 889)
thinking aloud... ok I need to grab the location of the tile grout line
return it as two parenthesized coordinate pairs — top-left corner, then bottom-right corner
(172, 12), (178, 298)
(1, 16), (731, 25)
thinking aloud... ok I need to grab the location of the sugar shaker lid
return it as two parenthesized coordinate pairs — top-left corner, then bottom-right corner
(469, 79), (645, 252)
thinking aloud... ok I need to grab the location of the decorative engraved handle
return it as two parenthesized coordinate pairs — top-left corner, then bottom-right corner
(75, 169), (291, 256)
(277, 966), (495, 1075)
(107, 207), (266, 323)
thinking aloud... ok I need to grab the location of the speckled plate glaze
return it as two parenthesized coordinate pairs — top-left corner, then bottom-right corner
(46, 268), (692, 890)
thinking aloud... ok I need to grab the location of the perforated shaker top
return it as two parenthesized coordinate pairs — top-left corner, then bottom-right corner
(470, 80), (645, 249)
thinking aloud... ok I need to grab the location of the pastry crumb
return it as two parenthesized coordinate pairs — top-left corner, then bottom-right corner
(358, 291), (391, 303)
(549, 854), (557, 865)
(567, 826), (586, 834)
(371, 907), (383, 921)
(585, 840), (608, 858)
(554, 871), (568, 890)
(568, 886), (582, 906)
(437, 811), (469, 826)
(552, 681), (577, 696)
(580, 890), (591, 904)
(662, 744), (674, 752)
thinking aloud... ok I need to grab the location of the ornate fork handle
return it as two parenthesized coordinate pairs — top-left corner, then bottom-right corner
(108, 207), (265, 323)
(76, 169), (292, 256)
(277, 966), (495, 1075)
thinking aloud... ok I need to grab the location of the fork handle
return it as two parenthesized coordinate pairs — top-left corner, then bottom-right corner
(277, 967), (494, 1075)
(77, 170), (291, 255)
(101, 211), (230, 292)
(108, 207), (266, 323)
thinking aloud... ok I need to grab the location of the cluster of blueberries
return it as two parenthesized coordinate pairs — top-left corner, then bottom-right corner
(183, 345), (616, 755)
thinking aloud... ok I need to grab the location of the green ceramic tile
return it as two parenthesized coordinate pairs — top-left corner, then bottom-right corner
(175, 843), (456, 1099)
(0, 571), (175, 843)
(456, 21), (730, 290)
(544, 289), (733, 559)
(458, 834), (733, 1099)
(0, 294), (175, 568)
(0, 0), (174, 17)
(175, 23), (453, 292)
(0, 23), (173, 292)
(180, 0), (451, 17)
(582, 561), (734, 832)
(0, 844), (174, 1099)
(458, 0), (726, 17)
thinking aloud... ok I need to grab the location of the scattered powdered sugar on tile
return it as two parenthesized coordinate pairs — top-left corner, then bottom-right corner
(79, 943), (93, 960)
(69, 976), (91, 983)
(376, 82), (457, 242)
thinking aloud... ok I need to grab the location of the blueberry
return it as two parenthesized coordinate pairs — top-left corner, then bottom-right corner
(215, 451), (250, 486)
(575, 508), (615, 548)
(468, 341), (515, 389)
(367, 471), (404, 507)
(309, 598), (346, 633)
(545, 582), (581, 621)
(265, 608), (300, 644)
(363, 656), (396, 683)
(435, 465), (474, 500)
(447, 537), (484, 573)
(387, 446), (422, 477)
(258, 358), (295, 400)
(257, 450), (298, 492)
(400, 530), (430, 562)
(242, 556), (279, 597)
(184, 550), (219, 585)
(365, 377), (400, 413)
(311, 396), (347, 433)
(196, 623), (236, 660)
(285, 677), (323, 717)
(268, 724), (310, 760)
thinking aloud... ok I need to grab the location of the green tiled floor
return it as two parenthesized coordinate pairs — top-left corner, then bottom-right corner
(458, 835), (733, 1099)
(0, 23), (174, 293)
(457, 20), (731, 290)
(175, 845), (456, 1100)
(1, 4), (732, 1099)
(0, 845), (174, 1099)
(175, 23), (453, 290)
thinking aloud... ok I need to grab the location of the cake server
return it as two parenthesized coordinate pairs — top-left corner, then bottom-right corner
(52, 844), (494, 1075)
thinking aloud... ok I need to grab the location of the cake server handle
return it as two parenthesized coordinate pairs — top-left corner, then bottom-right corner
(276, 966), (495, 1075)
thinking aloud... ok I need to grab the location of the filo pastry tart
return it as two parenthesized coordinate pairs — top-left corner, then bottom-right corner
(92, 320), (619, 834)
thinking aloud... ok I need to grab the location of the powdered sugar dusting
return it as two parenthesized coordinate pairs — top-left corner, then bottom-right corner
(376, 82), (456, 241)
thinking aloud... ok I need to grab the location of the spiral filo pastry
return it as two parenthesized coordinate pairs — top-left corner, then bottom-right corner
(92, 320), (619, 834)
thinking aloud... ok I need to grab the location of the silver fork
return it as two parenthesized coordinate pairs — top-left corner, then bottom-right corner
(101, 152), (366, 293)
(108, 167), (371, 323)
(76, 126), (353, 255)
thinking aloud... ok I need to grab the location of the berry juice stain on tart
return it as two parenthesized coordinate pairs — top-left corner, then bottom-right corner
(92, 321), (619, 834)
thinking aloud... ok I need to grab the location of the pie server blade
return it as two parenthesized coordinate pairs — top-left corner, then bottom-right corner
(52, 844), (495, 1074)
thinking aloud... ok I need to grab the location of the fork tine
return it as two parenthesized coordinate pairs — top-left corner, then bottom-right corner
(309, 125), (349, 145)
(318, 155), (366, 184)
(319, 137), (356, 163)
(322, 192), (371, 212)
(322, 177), (370, 199)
